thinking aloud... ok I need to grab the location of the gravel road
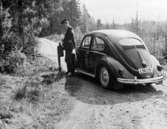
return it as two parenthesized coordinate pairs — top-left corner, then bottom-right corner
(37, 38), (167, 129)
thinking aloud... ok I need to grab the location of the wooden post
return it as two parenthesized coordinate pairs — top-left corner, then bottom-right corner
(57, 43), (64, 72)
(18, 0), (24, 47)
(57, 44), (61, 72)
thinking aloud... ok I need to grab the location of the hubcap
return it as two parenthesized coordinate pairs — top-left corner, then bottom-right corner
(100, 67), (110, 87)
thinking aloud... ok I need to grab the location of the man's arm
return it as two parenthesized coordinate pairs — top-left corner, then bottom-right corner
(70, 29), (76, 48)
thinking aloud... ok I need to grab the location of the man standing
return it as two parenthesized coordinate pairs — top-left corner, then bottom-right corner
(61, 19), (76, 76)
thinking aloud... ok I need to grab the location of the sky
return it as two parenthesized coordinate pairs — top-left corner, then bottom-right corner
(79, 0), (167, 24)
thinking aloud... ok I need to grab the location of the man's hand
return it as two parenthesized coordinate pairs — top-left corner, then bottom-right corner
(72, 49), (76, 54)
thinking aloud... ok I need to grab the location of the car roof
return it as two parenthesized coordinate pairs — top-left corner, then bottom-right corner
(87, 29), (142, 42)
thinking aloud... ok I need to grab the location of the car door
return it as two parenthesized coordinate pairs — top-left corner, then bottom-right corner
(88, 36), (107, 74)
(77, 35), (92, 71)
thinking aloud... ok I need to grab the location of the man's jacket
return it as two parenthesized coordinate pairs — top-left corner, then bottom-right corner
(63, 27), (75, 51)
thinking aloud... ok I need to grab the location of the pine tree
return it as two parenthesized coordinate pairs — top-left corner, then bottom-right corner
(80, 5), (89, 33)
(96, 19), (102, 30)
(80, 4), (96, 33)
(112, 18), (116, 29)
(0, 0), (53, 53)
(62, 0), (81, 28)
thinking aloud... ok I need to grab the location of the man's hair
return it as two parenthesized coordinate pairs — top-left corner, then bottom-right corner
(61, 18), (69, 25)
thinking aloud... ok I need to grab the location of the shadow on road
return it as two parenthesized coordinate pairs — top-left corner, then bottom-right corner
(65, 73), (163, 105)
(41, 71), (66, 85)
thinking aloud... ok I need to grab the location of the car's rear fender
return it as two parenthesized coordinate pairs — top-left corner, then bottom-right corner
(95, 56), (134, 79)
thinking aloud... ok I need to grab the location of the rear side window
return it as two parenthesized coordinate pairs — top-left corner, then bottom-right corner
(81, 36), (91, 49)
(91, 37), (105, 51)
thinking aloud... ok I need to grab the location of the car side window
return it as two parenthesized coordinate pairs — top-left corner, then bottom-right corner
(81, 36), (91, 49)
(91, 37), (105, 51)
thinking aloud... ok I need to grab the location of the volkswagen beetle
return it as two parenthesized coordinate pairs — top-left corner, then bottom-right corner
(75, 29), (165, 89)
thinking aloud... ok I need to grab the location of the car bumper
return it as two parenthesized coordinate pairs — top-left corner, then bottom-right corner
(117, 76), (164, 85)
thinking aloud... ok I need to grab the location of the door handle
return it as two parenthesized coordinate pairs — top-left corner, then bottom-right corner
(85, 51), (89, 55)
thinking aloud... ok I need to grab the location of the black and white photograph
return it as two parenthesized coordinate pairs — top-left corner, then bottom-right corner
(0, 0), (167, 128)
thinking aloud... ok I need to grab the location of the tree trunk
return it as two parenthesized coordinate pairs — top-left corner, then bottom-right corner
(17, 0), (24, 47)
(0, 2), (3, 42)
(165, 35), (167, 54)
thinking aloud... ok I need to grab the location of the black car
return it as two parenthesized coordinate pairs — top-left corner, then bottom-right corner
(76, 29), (165, 89)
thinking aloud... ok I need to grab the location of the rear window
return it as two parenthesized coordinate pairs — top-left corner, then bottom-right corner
(119, 38), (143, 46)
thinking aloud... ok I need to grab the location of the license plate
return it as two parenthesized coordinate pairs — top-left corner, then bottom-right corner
(138, 66), (153, 74)
(161, 71), (167, 78)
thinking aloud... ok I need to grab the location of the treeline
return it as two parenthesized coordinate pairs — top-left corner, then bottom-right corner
(92, 15), (167, 59)
(0, 0), (96, 73)
(0, 0), (97, 52)
(0, 0), (167, 65)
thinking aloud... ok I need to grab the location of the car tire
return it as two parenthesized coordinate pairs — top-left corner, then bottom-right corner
(98, 65), (123, 90)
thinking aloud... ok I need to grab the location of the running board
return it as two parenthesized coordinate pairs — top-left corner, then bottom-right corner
(75, 69), (95, 78)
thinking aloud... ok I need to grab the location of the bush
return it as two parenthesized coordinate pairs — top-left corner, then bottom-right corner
(3, 50), (27, 74)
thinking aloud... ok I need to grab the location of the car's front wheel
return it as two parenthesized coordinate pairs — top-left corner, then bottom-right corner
(99, 66), (123, 90)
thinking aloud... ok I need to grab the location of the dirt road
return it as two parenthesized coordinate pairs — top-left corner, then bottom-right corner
(36, 38), (67, 71)
(37, 38), (167, 129)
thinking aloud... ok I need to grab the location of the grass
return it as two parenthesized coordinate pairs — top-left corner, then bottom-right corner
(14, 86), (27, 100)
(0, 77), (6, 86)
(0, 55), (72, 128)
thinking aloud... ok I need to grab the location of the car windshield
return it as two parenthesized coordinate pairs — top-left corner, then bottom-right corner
(119, 38), (144, 46)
